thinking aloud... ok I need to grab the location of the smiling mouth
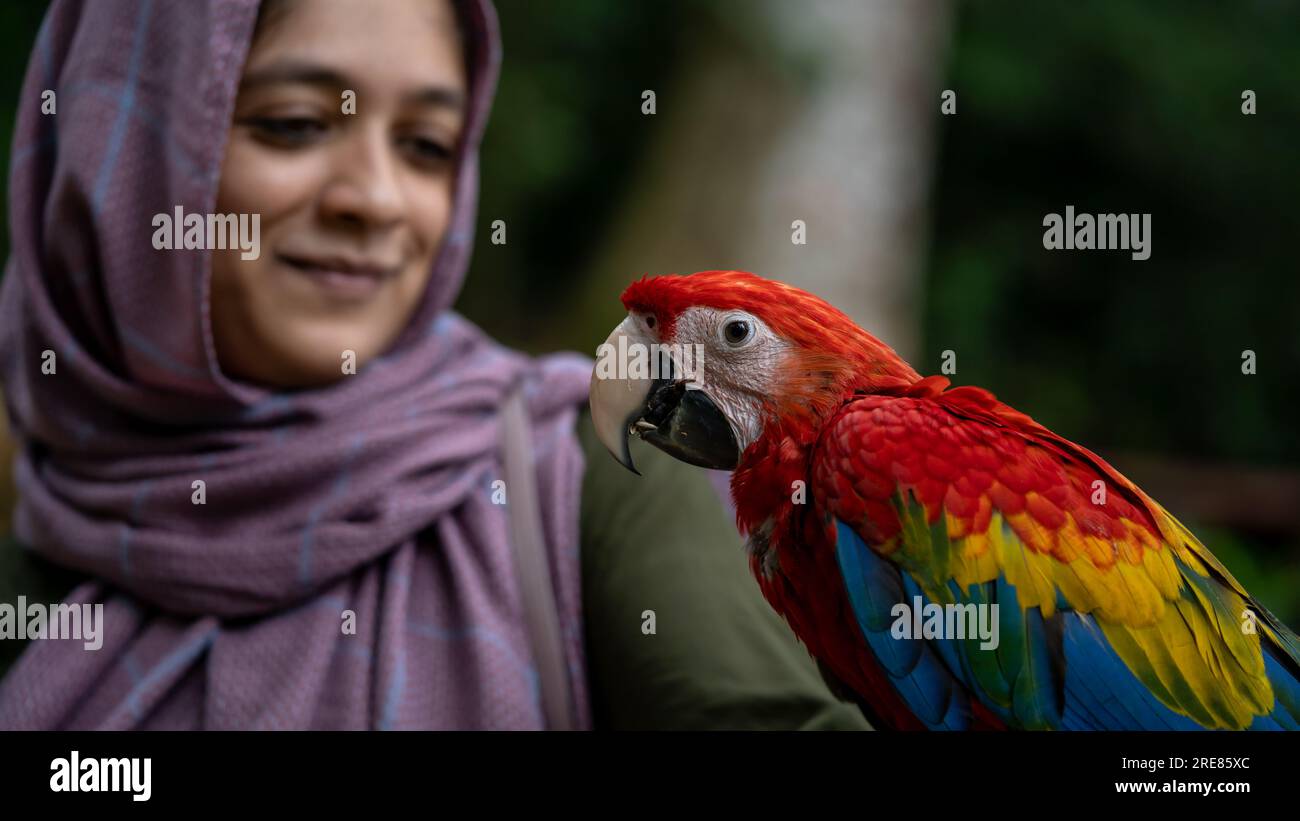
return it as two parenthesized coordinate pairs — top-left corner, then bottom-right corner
(278, 253), (401, 301)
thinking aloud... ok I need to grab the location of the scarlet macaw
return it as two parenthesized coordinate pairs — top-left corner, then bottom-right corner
(589, 270), (1300, 730)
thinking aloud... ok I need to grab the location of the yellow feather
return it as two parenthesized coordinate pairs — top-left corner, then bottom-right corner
(932, 489), (1280, 729)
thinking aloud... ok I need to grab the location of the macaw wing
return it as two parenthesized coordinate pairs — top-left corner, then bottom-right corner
(813, 383), (1300, 730)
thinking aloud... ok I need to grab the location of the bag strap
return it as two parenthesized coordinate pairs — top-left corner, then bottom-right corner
(500, 389), (577, 730)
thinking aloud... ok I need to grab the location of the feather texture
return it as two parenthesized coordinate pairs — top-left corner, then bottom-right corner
(801, 386), (1300, 729)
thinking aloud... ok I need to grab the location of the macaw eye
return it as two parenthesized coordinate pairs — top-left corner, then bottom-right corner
(722, 318), (753, 346)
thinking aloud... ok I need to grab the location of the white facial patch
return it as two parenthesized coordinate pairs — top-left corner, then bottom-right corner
(668, 307), (790, 453)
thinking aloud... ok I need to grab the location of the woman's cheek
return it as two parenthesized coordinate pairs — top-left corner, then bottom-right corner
(210, 138), (319, 376)
(217, 135), (317, 216)
(394, 173), (456, 310)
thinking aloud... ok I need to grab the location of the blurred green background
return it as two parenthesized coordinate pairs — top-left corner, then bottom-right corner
(2, 0), (1297, 622)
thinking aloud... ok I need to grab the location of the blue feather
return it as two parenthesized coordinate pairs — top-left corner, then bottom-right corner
(834, 520), (969, 730)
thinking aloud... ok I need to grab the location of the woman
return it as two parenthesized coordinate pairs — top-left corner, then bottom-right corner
(0, 0), (867, 730)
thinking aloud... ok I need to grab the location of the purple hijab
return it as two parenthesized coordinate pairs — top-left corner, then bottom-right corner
(0, 0), (592, 729)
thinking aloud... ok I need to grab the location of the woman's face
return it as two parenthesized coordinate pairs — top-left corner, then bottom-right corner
(212, 0), (466, 388)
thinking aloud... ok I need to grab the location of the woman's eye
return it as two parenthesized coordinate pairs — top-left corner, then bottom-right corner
(246, 116), (327, 145)
(723, 319), (752, 346)
(402, 136), (453, 167)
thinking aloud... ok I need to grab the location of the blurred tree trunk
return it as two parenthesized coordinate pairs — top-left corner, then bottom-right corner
(578, 0), (953, 364)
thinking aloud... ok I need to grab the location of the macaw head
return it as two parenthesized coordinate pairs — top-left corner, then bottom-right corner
(590, 270), (919, 473)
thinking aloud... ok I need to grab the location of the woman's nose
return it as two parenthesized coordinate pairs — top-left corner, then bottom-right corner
(318, 124), (406, 230)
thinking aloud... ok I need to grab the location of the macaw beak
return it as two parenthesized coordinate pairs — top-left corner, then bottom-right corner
(589, 317), (741, 474)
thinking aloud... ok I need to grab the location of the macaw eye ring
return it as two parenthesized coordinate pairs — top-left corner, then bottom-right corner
(720, 316), (754, 347)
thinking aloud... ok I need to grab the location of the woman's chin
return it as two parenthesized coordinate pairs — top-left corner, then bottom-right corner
(218, 325), (390, 389)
